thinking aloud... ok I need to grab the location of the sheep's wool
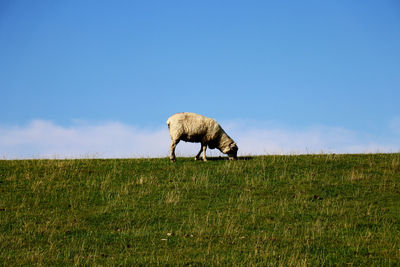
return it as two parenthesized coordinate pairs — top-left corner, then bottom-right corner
(167, 112), (238, 161)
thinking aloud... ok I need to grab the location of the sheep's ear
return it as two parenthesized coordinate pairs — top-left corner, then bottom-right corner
(230, 143), (238, 150)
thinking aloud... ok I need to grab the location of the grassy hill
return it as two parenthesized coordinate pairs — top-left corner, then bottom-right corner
(1, 154), (399, 265)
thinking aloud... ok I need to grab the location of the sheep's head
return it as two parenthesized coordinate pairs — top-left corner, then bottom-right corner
(226, 142), (238, 160)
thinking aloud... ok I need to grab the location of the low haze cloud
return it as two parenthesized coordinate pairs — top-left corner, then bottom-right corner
(0, 120), (398, 159)
(226, 123), (397, 155)
(0, 120), (169, 159)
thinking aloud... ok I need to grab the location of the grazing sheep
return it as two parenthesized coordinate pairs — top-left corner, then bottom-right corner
(167, 112), (238, 162)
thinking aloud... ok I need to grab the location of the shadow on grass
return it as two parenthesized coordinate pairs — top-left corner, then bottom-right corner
(206, 156), (254, 161)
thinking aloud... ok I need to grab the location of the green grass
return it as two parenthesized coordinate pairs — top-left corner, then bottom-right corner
(1, 154), (399, 265)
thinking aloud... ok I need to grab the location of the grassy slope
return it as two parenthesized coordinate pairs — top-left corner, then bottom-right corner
(0, 154), (399, 265)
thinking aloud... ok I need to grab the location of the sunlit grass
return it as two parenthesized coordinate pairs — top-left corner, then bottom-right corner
(0, 154), (399, 265)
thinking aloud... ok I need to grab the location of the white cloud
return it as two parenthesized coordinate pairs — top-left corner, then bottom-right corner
(227, 124), (397, 155)
(0, 119), (398, 159)
(0, 120), (169, 159)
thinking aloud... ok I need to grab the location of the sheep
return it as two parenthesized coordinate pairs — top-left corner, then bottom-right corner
(167, 112), (238, 162)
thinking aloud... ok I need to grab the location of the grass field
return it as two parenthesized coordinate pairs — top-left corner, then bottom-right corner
(0, 154), (399, 265)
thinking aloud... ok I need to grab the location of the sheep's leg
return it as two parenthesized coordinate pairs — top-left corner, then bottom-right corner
(195, 145), (203, 161)
(170, 140), (179, 162)
(202, 144), (207, 162)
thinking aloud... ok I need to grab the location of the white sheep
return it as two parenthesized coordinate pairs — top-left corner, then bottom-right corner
(167, 112), (238, 162)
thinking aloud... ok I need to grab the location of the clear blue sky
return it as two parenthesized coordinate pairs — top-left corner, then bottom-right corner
(1, 1), (399, 143)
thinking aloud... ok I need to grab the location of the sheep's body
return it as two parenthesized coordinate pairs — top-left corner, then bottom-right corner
(167, 112), (238, 162)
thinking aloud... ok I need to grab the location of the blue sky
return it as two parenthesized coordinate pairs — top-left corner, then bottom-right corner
(1, 1), (399, 158)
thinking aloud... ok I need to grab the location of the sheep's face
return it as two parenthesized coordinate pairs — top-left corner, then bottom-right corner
(226, 142), (238, 160)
